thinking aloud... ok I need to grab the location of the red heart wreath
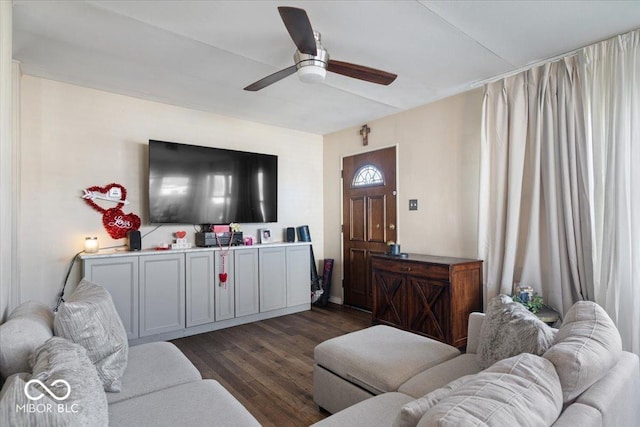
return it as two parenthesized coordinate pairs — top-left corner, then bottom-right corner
(83, 183), (127, 213)
(102, 207), (141, 239)
(83, 183), (141, 239)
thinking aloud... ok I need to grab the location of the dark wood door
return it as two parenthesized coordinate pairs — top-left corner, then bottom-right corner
(342, 146), (397, 310)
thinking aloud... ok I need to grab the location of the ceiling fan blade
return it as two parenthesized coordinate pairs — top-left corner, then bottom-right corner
(278, 6), (317, 56)
(244, 65), (297, 91)
(327, 60), (397, 85)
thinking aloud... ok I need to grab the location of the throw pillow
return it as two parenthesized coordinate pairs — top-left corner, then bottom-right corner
(53, 279), (128, 392)
(543, 300), (622, 402)
(0, 301), (54, 378)
(415, 353), (563, 427)
(0, 372), (73, 426)
(477, 294), (556, 369)
(393, 375), (472, 427)
(30, 337), (108, 426)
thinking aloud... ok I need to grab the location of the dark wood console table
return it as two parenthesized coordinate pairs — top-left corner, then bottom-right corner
(371, 254), (483, 349)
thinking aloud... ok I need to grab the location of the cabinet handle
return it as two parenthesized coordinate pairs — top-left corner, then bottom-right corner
(401, 267), (411, 272)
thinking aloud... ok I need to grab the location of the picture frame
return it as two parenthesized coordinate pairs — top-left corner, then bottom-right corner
(259, 228), (272, 244)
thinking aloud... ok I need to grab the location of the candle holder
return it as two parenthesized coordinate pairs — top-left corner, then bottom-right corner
(84, 237), (99, 253)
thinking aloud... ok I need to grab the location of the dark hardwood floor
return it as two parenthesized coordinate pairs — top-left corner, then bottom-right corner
(171, 304), (371, 427)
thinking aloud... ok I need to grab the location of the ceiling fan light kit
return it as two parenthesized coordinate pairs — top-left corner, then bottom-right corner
(297, 65), (327, 83)
(294, 31), (328, 83)
(244, 6), (397, 91)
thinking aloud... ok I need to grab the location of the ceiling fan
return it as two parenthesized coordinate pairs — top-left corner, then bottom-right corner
(244, 7), (397, 91)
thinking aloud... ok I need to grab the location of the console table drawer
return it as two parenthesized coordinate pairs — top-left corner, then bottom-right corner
(376, 261), (449, 280)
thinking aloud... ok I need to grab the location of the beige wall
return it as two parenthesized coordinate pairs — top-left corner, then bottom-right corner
(18, 76), (323, 308)
(16, 74), (482, 309)
(322, 89), (483, 303)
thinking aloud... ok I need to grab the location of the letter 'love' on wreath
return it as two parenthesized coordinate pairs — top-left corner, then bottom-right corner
(82, 183), (141, 239)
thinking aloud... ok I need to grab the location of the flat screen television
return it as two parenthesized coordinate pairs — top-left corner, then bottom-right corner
(148, 140), (277, 225)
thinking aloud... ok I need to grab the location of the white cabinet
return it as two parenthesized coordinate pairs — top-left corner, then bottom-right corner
(215, 250), (235, 321)
(139, 253), (185, 337)
(82, 256), (139, 340)
(286, 245), (311, 307)
(185, 252), (215, 327)
(81, 243), (310, 343)
(259, 246), (287, 312)
(234, 248), (259, 317)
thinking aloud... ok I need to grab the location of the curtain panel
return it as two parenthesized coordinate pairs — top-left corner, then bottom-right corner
(478, 58), (591, 315)
(479, 29), (639, 354)
(581, 30), (639, 354)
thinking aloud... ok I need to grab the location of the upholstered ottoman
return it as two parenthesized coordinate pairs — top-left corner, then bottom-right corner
(313, 325), (460, 414)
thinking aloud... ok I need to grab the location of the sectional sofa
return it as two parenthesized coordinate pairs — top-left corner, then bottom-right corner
(0, 280), (260, 426)
(312, 296), (640, 427)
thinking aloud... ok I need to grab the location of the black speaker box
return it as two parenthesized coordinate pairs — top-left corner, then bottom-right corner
(296, 225), (311, 242)
(127, 230), (142, 251)
(286, 227), (296, 242)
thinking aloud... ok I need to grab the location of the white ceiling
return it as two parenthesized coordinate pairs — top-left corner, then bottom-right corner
(12, 0), (640, 135)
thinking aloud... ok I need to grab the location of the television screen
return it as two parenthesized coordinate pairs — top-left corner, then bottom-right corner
(148, 140), (277, 225)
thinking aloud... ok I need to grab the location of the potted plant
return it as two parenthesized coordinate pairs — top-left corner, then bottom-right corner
(511, 288), (545, 314)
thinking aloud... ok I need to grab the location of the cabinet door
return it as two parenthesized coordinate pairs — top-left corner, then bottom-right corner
(259, 247), (287, 312)
(286, 245), (311, 307)
(372, 267), (406, 328)
(234, 248), (259, 317)
(82, 256), (139, 340)
(185, 252), (215, 327)
(215, 250), (235, 321)
(139, 254), (185, 337)
(406, 277), (450, 343)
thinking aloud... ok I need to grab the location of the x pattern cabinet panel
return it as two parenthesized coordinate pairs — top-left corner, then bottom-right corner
(373, 270), (404, 326)
(407, 278), (450, 342)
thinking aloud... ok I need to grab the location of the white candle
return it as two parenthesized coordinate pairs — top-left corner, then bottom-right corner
(84, 237), (99, 253)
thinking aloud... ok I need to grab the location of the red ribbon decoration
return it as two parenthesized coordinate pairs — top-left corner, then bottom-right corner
(216, 231), (234, 285)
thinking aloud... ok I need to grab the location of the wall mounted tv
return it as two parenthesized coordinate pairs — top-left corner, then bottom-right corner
(148, 140), (277, 225)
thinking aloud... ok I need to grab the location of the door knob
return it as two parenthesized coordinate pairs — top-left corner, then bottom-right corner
(389, 224), (395, 230)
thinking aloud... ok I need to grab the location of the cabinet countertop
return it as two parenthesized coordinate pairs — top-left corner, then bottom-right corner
(80, 241), (311, 260)
(371, 253), (482, 266)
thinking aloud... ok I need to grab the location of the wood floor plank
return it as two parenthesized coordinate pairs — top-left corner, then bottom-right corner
(171, 303), (371, 426)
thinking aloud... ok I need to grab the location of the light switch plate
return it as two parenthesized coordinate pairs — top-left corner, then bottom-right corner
(409, 199), (418, 211)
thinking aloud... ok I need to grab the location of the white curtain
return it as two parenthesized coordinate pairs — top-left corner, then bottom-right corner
(479, 29), (639, 354)
(478, 57), (591, 315)
(581, 30), (639, 354)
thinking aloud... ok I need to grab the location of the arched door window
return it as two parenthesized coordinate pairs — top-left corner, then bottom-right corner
(352, 164), (384, 187)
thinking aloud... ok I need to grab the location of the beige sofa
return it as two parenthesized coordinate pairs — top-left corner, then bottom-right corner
(312, 302), (640, 427)
(0, 296), (260, 426)
(105, 341), (260, 426)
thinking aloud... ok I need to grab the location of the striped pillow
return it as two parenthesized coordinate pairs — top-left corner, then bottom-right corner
(54, 279), (128, 392)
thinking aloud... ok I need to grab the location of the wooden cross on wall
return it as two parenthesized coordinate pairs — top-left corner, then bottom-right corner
(360, 124), (371, 146)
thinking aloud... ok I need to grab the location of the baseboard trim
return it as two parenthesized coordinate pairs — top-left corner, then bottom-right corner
(328, 296), (342, 305)
(129, 303), (310, 346)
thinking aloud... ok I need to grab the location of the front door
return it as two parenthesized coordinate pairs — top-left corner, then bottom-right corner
(342, 146), (397, 311)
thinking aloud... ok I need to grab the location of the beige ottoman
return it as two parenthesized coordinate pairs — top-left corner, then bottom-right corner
(313, 325), (460, 414)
